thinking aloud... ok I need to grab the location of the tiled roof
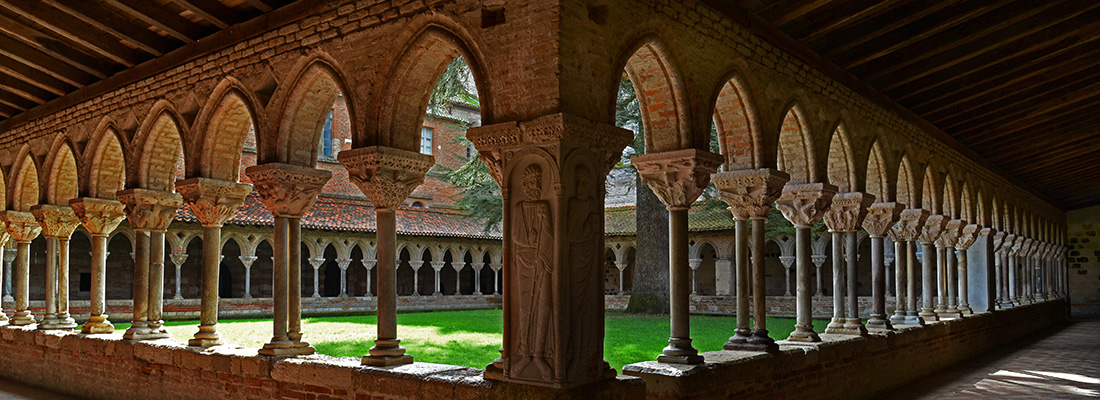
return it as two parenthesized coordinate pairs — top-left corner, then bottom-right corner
(605, 199), (735, 236)
(176, 193), (501, 240)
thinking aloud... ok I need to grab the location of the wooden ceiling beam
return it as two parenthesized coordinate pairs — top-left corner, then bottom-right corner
(962, 96), (1100, 146)
(242, 0), (274, 13)
(0, 0), (145, 67)
(765, 0), (833, 27)
(101, 0), (207, 43)
(0, 74), (55, 104)
(0, 53), (74, 96)
(0, 103), (17, 118)
(987, 127), (1100, 165)
(813, 0), (960, 59)
(932, 66), (1100, 130)
(0, 13), (114, 78)
(0, 88), (35, 111)
(868, 4), (1100, 90)
(41, 0), (181, 56)
(949, 77), (1100, 137)
(172, 0), (237, 29)
(793, 0), (906, 42)
(0, 34), (99, 88)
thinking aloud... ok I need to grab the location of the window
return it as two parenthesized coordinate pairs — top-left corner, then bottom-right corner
(420, 127), (433, 155)
(411, 201), (424, 208)
(321, 111), (334, 157)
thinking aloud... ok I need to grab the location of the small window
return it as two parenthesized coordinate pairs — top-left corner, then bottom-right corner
(420, 127), (433, 155)
(79, 273), (91, 292)
(322, 111), (334, 157)
(411, 201), (424, 208)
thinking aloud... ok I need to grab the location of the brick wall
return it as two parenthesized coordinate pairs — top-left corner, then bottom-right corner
(606, 294), (878, 318)
(1068, 205), (1100, 317)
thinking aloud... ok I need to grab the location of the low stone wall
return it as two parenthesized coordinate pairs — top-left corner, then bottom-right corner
(606, 294), (877, 318)
(623, 299), (1068, 400)
(3, 295), (503, 322)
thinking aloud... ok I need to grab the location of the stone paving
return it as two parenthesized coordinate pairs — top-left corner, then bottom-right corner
(0, 379), (76, 400)
(885, 319), (1100, 399)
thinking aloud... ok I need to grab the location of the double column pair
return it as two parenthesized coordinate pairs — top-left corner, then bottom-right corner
(0, 211), (45, 327)
(117, 189), (182, 340)
(821, 193), (875, 336)
(932, 219), (964, 320)
(888, 209), (929, 326)
(30, 205), (81, 330)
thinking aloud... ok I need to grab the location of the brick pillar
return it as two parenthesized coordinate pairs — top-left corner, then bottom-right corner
(713, 168), (788, 352)
(341, 146), (432, 367)
(176, 177), (252, 347)
(820, 192), (874, 335)
(862, 202), (903, 331)
(1, 211), (42, 326)
(69, 197), (126, 333)
(30, 205), (81, 330)
(246, 163), (330, 356)
(889, 208), (928, 326)
(469, 113), (631, 387)
(117, 189), (182, 340)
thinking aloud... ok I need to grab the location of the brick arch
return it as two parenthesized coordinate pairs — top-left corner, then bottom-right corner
(194, 79), (261, 182)
(9, 149), (39, 211)
(617, 37), (691, 153)
(991, 195), (1002, 230)
(44, 136), (80, 205)
(960, 180), (972, 222)
(975, 187), (987, 227)
(134, 101), (187, 192)
(273, 58), (352, 166)
(825, 123), (856, 192)
(942, 173), (958, 219)
(896, 153), (917, 208)
(712, 73), (764, 170)
(776, 103), (816, 184)
(865, 139), (892, 202)
(87, 126), (127, 199)
(373, 24), (492, 152)
(921, 164), (942, 214)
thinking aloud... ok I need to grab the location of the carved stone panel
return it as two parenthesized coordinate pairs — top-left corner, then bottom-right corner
(889, 208), (930, 242)
(339, 147), (433, 210)
(245, 163), (332, 217)
(935, 219), (966, 247)
(631, 149), (723, 210)
(117, 189), (184, 232)
(775, 183), (838, 228)
(68, 198), (126, 236)
(918, 214), (946, 245)
(176, 178), (252, 227)
(712, 168), (790, 220)
(29, 205), (80, 239)
(862, 202), (904, 237)
(0, 211), (42, 242)
(822, 192), (876, 232)
(955, 224), (981, 250)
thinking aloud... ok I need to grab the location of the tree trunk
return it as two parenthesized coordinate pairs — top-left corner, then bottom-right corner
(625, 174), (670, 314)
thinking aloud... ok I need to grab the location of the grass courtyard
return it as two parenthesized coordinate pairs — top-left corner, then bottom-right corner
(110, 310), (828, 371)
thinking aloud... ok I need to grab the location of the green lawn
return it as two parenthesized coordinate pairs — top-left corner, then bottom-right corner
(110, 310), (828, 372)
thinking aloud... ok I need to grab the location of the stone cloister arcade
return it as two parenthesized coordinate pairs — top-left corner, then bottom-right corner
(0, 1), (1074, 399)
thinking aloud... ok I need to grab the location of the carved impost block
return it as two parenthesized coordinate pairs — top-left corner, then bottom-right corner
(822, 192), (875, 232)
(775, 182), (838, 228)
(69, 198), (126, 236)
(0, 229), (9, 248)
(0, 211), (42, 242)
(1023, 238), (1037, 258)
(889, 208), (929, 242)
(955, 224), (981, 250)
(712, 168), (790, 219)
(245, 163), (331, 218)
(117, 189), (183, 232)
(30, 205), (80, 239)
(935, 219), (966, 247)
(339, 146), (433, 210)
(1005, 234), (1021, 255)
(466, 113), (633, 183)
(176, 178), (252, 228)
(917, 214), (946, 245)
(631, 149), (723, 210)
(861, 202), (904, 238)
(992, 230), (1007, 253)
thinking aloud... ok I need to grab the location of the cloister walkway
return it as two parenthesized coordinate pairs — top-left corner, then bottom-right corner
(884, 318), (1100, 399)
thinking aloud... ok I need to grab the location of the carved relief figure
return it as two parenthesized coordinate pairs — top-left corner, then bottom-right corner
(567, 164), (602, 376)
(512, 163), (554, 380)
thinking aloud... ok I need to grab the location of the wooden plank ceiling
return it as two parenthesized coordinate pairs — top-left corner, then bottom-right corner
(739, 0), (1100, 210)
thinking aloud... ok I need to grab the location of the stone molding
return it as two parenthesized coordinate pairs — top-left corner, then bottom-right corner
(338, 146), (433, 210)
(29, 205), (80, 239)
(822, 192), (875, 232)
(917, 214), (946, 245)
(0, 211), (42, 242)
(935, 219), (966, 247)
(992, 231), (1007, 253)
(631, 149), (723, 210)
(955, 224), (982, 250)
(861, 202), (904, 237)
(1007, 234), (1023, 256)
(775, 182), (838, 228)
(176, 178), (253, 228)
(116, 189), (183, 232)
(889, 208), (930, 242)
(712, 168), (789, 219)
(244, 163), (332, 218)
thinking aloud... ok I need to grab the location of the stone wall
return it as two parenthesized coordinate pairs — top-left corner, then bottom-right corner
(607, 294), (878, 318)
(624, 299), (1067, 400)
(1068, 205), (1100, 317)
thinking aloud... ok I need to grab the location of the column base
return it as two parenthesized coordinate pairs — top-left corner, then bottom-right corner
(843, 318), (867, 335)
(432, 292), (442, 297)
(188, 324), (222, 347)
(293, 341), (316, 356)
(243, 294), (253, 299)
(918, 308), (939, 322)
(933, 304), (948, 314)
(338, 293), (348, 298)
(81, 316), (114, 333)
(903, 314), (925, 326)
(173, 295), (184, 300)
(126, 331), (172, 341)
(362, 338), (414, 366)
(724, 328), (751, 346)
(484, 357), (505, 381)
(937, 309), (963, 320)
(659, 337), (704, 364)
(957, 305), (973, 315)
(10, 311), (35, 326)
(37, 315), (60, 329)
(38, 318), (77, 331)
(725, 330), (778, 352)
(998, 299), (1015, 308)
(889, 312), (907, 325)
(866, 315), (893, 331)
(824, 317), (856, 335)
(785, 325), (821, 342)
(0, 312), (7, 323)
(123, 322), (151, 339)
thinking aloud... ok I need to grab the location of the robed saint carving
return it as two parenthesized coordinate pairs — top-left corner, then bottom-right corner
(513, 164), (554, 380)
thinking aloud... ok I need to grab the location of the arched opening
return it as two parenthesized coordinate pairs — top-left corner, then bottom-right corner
(713, 75), (760, 170)
(181, 238), (204, 299)
(323, 261), (341, 297)
(11, 153), (39, 211)
(696, 243), (717, 296)
(440, 250), (457, 295)
(219, 263), (233, 299)
(88, 127), (126, 199)
(106, 233), (134, 300)
(897, 154), (916, 208)
(254, 239), (274, 298)
(198, 83), (257, 183)
(826, 124), (854, 192)
(138, 111), (186, 192)
(866, 140), (891, 202)
(960, 182), (973, 223)
(46, 141), (79, 205)
(765, 239), (786, 295)
(479, 252), (494, 295)
(777, 106), (814, 184)
(943, 173), (958, 219)
(418, 250), (434, 296)
(220, 238), (243, 299)
(604, 248), (618, 294)
(922, 166), (940, 215)
(397, 247), (414, 296)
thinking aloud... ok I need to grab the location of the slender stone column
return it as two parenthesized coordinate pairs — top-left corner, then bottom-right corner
(688, 258), (702, 295)
(714, 169), (788, 351)
(777, 183), (837, 342)
(171, 253), (187, 300)
(177, 178), (252, 348)
(430, 261), (445, 296)
(337, 258), (351, 298)
(891, 209), (928, 325)
(117, 189), (182, 340)
(1044, 243), (1055, 300)
(863, 202), (902, 331)
(70, 198), (126, 333)
(1, 247), (12, 307)
(991, 231), (1007, 308)
(410, 261), (421, 296)
(820, 192), (874, 335)
(917, 215), (945, 321)
(1022, 238), (1036, 304)
(955, 224), (979, 315)
(1007, 235), (1022, 305)
(490, 263), (501, 295)
(31, 205), (80, 330)
(812, 255), (826, 296)
(1, 212), (40, 327)
(615, 261), (628, 295)
(934, 219), (964, 319)
(342, 146), (434, 367)
(0, 233), (9, 324)
(825, 231), (846, 333)
(246, 163), (330, 356)
(890, 237), (906, 324)
(363, 260), (376, 297)
(633, 149), (722, 364)
(451, 260), (464, 295)
(239, 256), (257, 299)
(780, 256), (794, 296)
(309, 257), (324, 298)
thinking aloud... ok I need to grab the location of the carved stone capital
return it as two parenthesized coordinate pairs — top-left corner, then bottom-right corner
(176, 178), (252, 228)
(955, 224), (981, 250)
(861, 202), (904, 237)
(339, 146), (433, 210)
(631, 149), (723, 210)
(0, 211), (42, 242)
(889, 208), (930, 242)
(244, 163), (332, 218)
(712, 168), (790, 219)
(69, 198), (126, 236)
(775, 182), (838, 228)
(1006, 234), (1022, 255)
(239, 255), (258, 268)
(117, 189), (183, 232)
(822, 192), (876, 232)
(0, 230), (9, 248)
(917, 214), (946, 245)
(935, 219), (966, 247)
(1023, 238), (1037, 258)
(30, 205), (80, 239)
(992, 231), (1007, 253)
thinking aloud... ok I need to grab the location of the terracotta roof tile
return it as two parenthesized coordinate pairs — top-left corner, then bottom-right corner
(604, 199), (735, 236)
